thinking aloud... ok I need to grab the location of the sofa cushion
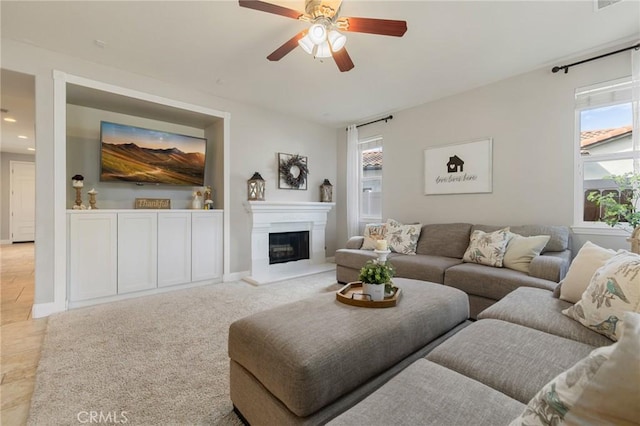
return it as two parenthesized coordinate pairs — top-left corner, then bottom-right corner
(478, 287), (613, 347)
(512, 311), (640, 426)
(463, 227), (512, 267)
(334, 249), (401, 271)
(444, 262), (557, 301)
(386, 219), (421, 255)
(328, 359), (525, 426)
(559, 241), (616, 303)
(361, 223), (388, 250)
(415, 223), (472, 258)
(563, 250), (640, 341)
(472, 224), (569, 253)
(390, 255), (463, 284)
(426, 319), (596, 404)
(503, 234), (550, 273)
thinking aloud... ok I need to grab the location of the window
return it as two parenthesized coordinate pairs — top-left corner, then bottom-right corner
(358, 136), (383, 231)
(575, 77), (638, 228)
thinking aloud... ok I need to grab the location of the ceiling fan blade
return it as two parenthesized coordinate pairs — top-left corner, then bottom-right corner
(332, 48), (354, 72)
(267, 30), (306, 61)
(238, 0), (304, 20)
(341, 17), (407, 37)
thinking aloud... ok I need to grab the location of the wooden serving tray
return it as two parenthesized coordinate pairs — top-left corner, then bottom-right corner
(336, 281), (401, 308)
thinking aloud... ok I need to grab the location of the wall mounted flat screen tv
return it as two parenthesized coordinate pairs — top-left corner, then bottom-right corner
(100, 121), (207, 185)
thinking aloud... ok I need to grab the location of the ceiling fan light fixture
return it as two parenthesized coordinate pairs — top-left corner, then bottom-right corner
(328, 30), (346, 52)
(308, 23), (327, 45)
(298, 34), (314, 54)
(314, 41), (332, 58)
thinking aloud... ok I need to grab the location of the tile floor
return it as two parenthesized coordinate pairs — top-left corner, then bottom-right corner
(1, 242), (45, 426)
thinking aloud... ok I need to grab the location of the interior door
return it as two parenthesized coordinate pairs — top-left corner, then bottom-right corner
(10, 161), (35, 242)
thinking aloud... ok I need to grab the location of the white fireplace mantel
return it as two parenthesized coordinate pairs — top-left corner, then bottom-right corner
(243, 201), (335, 285)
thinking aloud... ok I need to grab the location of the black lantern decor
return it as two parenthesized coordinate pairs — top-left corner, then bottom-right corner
(320, 179), (333, 202)
(247, 172), (266, 201)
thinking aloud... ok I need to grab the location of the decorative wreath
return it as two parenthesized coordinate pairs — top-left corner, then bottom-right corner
(279, 154), (309, 189)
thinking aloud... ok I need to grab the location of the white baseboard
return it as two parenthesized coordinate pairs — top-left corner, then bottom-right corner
(224, 270), (250, 282)
(0, 239), (11, 245)
(32, 301), (65, 318)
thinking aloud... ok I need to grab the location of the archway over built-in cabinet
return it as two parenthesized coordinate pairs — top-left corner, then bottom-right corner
(36, 71), (230, 317)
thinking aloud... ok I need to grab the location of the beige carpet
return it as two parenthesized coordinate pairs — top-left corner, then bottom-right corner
(28, 272), (340, 425)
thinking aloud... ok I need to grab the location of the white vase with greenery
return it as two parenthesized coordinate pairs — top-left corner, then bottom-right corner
(358, 260), (395, 302)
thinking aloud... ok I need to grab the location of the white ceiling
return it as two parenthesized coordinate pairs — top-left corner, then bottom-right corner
(1, 69), (35, 154)
(1, 0), (639, 142)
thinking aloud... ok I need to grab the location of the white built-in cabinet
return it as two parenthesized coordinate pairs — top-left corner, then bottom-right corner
(67, 209), (223, 307)
(118, 212), (158, 294)
(158, 212), (192, 287)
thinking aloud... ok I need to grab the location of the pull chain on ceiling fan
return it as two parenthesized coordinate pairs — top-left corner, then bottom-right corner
(238, 0), (408, 72)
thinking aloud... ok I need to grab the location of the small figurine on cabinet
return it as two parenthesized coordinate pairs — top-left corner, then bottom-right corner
(204, 186), (213, 210)
(192, 189), (203, 210)
(71, 174), (87, 209)
(88, 188), (98, 209)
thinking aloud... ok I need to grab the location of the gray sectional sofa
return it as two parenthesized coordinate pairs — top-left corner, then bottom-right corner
(328, 286), (616, 425)
(335, 223), (572, 318)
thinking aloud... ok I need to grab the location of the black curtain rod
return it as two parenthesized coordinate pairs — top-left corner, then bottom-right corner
(552, 42), (640, 74)
(346, 115), (393, 131)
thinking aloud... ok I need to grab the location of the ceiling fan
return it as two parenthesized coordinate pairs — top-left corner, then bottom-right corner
(238, 0), (407, 72)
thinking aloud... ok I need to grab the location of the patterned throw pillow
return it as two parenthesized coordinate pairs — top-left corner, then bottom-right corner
(462, 228), (512, 267)
(562, 250), (640, 341)
(511, 311), (640, 426)
(386, 219), (421, 255)
(361, 223), (388, 250)
(509, 339), (614, 426)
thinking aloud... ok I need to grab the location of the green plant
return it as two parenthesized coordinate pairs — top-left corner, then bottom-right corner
(587, 172), (640, 231)
(358, 260), (395, 285)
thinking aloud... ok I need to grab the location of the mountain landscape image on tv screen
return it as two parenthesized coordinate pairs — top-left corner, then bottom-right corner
(100, 121), (206, 185)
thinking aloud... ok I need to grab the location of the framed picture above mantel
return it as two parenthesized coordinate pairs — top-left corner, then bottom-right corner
(423, 138), (493, 195)
(278, 153), (308, 190)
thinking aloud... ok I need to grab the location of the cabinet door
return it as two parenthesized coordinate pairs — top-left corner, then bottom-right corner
(157, 212), (191, 287)
(68, 213), (117, 301)
(191, 211), (223, 281)
(118, 212), (157, 294)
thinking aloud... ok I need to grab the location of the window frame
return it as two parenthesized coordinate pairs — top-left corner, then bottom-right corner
(573, 76), (638, 236)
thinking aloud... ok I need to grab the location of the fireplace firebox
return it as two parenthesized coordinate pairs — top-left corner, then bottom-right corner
(269, 231), (310, 265)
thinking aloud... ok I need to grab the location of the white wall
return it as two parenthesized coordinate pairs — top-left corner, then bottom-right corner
(337, 43), (632, 254)
(1, 39), (337, 305)
(0, 152), (35, 241)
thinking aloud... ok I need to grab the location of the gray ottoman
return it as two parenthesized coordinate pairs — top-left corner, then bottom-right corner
(228, 278), (469, 425)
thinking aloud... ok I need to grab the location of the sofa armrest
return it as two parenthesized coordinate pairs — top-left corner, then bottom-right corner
(529, 251), (571, 282)
(345, 236), (365, 249)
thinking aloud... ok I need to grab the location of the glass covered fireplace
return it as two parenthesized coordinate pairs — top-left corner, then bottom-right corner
(269, 231), (310, 265)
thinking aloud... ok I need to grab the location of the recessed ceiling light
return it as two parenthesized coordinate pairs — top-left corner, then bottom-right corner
(18, 135), (28, 139)
(3, 117), (16, 123)
(27, 147), (35, 151)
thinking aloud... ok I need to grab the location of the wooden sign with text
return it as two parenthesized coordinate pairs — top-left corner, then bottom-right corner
(135, 198), (171, 209)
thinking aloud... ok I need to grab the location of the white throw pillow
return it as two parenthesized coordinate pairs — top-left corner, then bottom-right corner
(361, 223), (388, 250)
(386, 219), (421, 255)
(462, 228), (512, 267)
(510, 311), (640, 426)
(559, 241), (616, 303)
(562, 250), (640, 341)
(503, 233), (550, 273)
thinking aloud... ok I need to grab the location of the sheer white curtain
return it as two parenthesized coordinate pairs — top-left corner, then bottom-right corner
(632, 47), (639, 158)
(346, 124), (360, 237)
